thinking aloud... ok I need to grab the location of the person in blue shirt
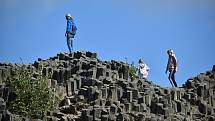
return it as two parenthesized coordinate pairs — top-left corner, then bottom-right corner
(65, 13), (77, 54)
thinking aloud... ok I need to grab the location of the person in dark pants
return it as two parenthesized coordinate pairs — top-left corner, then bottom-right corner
(165, 49), (178, 87)
(65, 13), (77, 54)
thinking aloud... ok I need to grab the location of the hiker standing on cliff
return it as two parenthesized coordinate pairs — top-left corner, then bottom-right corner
(138, 59), (150, 78)
(165, 49), (178, 87)
(65, 13), (77, 54)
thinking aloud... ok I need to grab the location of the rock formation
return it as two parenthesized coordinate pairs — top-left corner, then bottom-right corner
(0, 51), (215, 121)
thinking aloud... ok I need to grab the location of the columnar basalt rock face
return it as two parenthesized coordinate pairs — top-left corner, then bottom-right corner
(0, 51), (215, 121)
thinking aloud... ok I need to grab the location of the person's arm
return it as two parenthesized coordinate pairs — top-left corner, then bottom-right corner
(65, 21), (68, 36)
(173, 56), (177, 71)
(145, 64), (150, 71)
(65, 21), (69, 36)
(165, 58), (169, 74)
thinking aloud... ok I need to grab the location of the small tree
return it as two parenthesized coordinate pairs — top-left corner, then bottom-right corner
(129, 64), (138, 81)
(7, 66), (58, 117)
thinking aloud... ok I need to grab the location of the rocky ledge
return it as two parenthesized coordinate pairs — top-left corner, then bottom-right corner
(0, 51), (215, 121)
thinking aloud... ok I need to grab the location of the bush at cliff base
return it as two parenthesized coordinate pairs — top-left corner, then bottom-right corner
(7, 66), (58, 118)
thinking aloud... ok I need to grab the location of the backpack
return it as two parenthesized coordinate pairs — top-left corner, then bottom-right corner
(72, 25), (77, 35)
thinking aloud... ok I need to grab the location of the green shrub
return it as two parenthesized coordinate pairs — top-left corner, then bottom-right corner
(7, 66), (58, 117)
(129, 64), (137, 81)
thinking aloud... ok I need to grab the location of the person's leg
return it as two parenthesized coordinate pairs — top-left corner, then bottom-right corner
(67, 35), (72, 53)
(168, 71), (174, 87)
(71, 38), (73, 51)
(138, 72), (143, 78)
(171, 70), (178, 87)
(71, 34), (75, 51)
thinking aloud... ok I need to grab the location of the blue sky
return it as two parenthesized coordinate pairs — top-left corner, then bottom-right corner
(0, 0), (215, 87)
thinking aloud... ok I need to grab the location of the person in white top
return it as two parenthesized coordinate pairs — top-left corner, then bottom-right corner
(165, 49), (178, 87)
(138, 59), (150, 78)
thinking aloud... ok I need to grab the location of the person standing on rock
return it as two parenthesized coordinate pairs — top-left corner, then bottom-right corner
(165, 49), (178, 87)
(65, 13), (77, 54)
(138, 59), (150, 78)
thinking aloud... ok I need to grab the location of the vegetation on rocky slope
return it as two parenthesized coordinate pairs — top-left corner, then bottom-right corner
(7, 66), (58, 117)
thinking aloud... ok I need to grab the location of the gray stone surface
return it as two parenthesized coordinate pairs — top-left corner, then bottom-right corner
(0, 51), (214, 121)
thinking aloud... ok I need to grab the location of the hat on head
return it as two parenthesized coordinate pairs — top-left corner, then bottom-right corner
(139, 59), (144, 63)
(167, 49), (174, 54)
(65, 13), (72, 18)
